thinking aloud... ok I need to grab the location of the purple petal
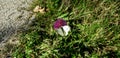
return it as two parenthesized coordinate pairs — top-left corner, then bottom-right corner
(53, 18), (67, 30)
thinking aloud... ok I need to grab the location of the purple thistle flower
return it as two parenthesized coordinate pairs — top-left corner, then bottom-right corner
(53, 18), (67, 30)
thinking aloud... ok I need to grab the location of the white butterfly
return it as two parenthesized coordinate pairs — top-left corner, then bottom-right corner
(56, 25), (70, 36)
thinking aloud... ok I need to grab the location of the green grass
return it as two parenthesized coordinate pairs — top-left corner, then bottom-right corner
(13, 0), (120, 58)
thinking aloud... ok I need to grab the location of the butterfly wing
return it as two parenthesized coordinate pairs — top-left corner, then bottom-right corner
(57, 28), (64, 36)
(62, 25), (70, 36)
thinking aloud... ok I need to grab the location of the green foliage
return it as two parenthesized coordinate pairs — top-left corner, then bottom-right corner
(13, 0), (120, 58)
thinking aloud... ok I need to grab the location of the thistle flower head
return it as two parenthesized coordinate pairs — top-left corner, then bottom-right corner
(53, 18), (67, 30)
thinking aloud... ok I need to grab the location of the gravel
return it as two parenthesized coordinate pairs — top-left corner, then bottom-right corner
(0, 0), (34, 44)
